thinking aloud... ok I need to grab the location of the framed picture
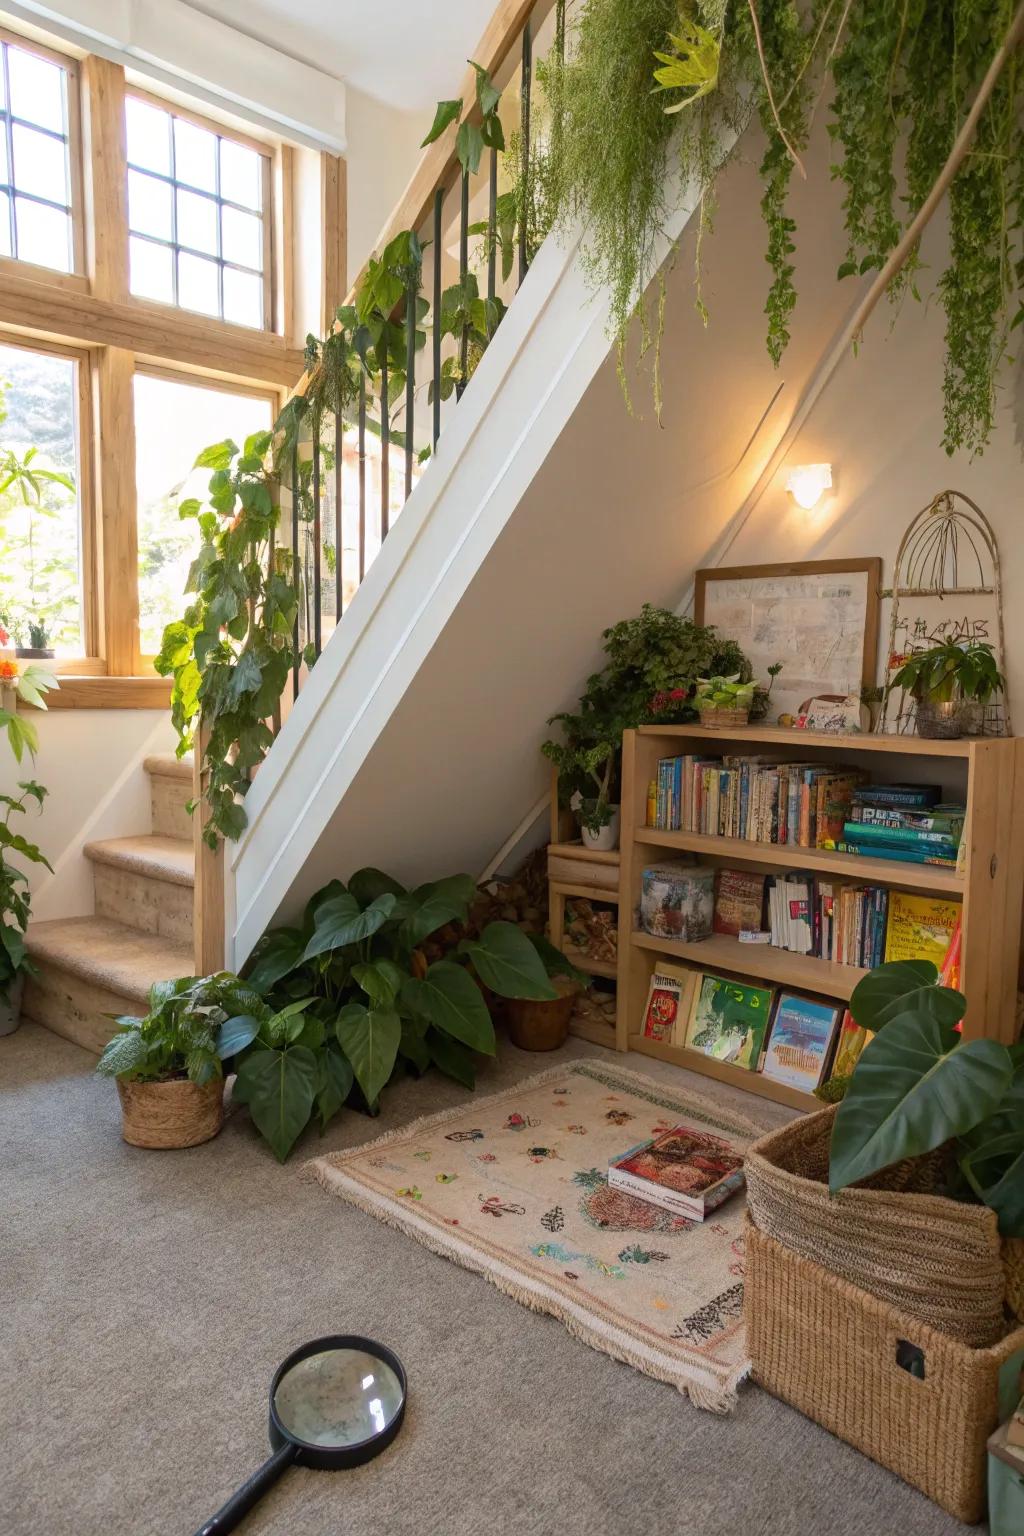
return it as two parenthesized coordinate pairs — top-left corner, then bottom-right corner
(693, 559), (882, 725)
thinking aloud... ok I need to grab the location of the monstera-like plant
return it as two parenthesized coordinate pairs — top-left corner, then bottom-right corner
(830, 959), (1024, 1238)
(225, 868), (558, 1160)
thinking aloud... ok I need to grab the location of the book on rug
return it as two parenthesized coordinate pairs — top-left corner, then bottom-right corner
(608, 1123), (746, 1220)
(883, 891), (963, 969)
(761, 992), (843, 1092)
(640, 963), (700, 1045)
(684, 972), (775, 1070)
(713, 868), (767, 936)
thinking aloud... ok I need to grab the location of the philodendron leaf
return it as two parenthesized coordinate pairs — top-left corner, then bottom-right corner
(304, 892), (397, 960)
(830, 1011), (1013, 1192)
(216, 1013), (263, 1059)
(460, 921), (558, 1001)
(960, 1130), (1024, 1236)
(398, 1018), (430, 1074)
(335, 1003), (401, 1106)
(315, 1044), (354, 1133)
(347, 868), (407, 909)
(246, 927), (307, 992)
(352, 959), (404, 1008)
(849, 959), (965, 1032)
(399, 874), (476, 948)
(427, 1029), (476, 1089)
(234, 1046), (318, 1162)
(402, 960), (496, 1054)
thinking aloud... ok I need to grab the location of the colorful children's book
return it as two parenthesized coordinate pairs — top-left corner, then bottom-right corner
(761, 992), (843, 1092)
(884, 892), (963, 969)
(828, 1009), (875, 1081)
(713, 869), (767, 936)
(607, 1123), (746, 1220)
(640, 862), (715, 941)
(684, 972), (775, 1070)
(852, 784), (942, 808)
(640, 964), (700, 1046)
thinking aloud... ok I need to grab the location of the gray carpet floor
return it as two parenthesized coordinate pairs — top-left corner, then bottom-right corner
(2, 1021), (982, 1536)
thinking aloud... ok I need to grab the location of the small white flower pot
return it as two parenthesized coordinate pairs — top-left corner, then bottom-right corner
(580, 807), (620, 852)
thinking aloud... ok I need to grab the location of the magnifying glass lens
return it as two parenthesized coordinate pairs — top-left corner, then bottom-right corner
(273, 1347), (405, 1448)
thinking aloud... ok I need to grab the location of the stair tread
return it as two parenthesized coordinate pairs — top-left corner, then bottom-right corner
(25, 916), (194, 1002)
(84, 834), (194, 887)
(143, 752), (194, 783)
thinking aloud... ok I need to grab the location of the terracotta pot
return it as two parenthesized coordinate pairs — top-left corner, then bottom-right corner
(116, 1075), (224, 1149)
(506, 976), (580, 1052)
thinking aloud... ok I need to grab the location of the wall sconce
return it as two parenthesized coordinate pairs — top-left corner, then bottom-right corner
(786, 463), (833, 510)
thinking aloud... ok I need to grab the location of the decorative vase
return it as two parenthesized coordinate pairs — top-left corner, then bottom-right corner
(116, 1076), (224, 1149)
(506, 976), (580, 1051)
(0, 973), (23, 1036)
(580, 806), (619, 852)
(915, 696), (963, 739)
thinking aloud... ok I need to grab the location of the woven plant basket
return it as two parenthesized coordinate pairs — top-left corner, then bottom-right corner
(744, 1105), (1007, 1347)
(745, 1222), (1024, 1523)
(1005, 1239), (1024, 1323)
(117, 1076), (224, 1149)
(697, 706), (750, 729)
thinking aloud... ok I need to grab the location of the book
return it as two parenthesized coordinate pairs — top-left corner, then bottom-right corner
(850, 802), (966, 838)
(851, 784), (942, 808)
(713, 869), (767, 936)
(640, 964), (700, 1046)
(640, 862), (715, 940)
(884, 891), (963, 969)
(828, 1009), (875, 1080)
(824, 841), (958, 867)
(840, 820), (959, 853)
(684, 972), (775, 1070)
(608, 1123), (746, 1221)
(761, 992), (843, 1092)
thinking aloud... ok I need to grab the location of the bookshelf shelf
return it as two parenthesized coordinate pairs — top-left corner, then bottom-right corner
(626, 1033), (820, 1112)
(630, 929), (867, 1001)
(635, 826), (964, 894)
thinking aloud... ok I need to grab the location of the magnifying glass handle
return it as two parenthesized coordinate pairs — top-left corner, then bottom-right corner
(193, 1440), (298, 1536)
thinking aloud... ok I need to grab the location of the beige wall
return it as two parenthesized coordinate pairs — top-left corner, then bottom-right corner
(345, 88), (425, 279)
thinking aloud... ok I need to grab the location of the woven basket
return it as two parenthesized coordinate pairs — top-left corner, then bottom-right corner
(744, 1105), (1006, 1347)
(745, 1222), (1024, 1523)
(697, 706), (750, 729)
(117, 1076), (224, 1149)
(1005, 1239), (1024, 1323)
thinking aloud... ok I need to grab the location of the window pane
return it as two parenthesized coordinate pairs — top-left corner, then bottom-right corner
(126, 97), (171, 176)
(14, 197), (71, 271)
(0, 132), (9, 187)
(7, 47), (64, 134)
(176, 186), (217, 256)
(0, 343), (83, 655)
(128, 168), (172, 241)
(130, 234), (173, 302)
(134, 374), (272, 654)
(0, 193), (11, 258)
(221, 205), (261, 270)
(177, 250), (218, 315)
(12, 123), (68, 205)
(222, 266), (262, 328)
(173, 117), (216, 192)
(219, 138), (261, 210)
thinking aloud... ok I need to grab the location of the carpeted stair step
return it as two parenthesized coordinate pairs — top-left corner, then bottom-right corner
(144, 752), (194, 841)
(84, 834), (194, 946)
(23, 916), (194, 1054)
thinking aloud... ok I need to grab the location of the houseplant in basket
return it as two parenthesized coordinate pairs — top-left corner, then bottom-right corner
(694, 674), (758, 727)
(888, 638), (1005, 739)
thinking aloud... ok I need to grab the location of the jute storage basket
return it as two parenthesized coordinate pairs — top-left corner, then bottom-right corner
(745, 1222), (1024, 1523)
(117, 1076), (224, 1149)
(744, 1104), (1007, 1346)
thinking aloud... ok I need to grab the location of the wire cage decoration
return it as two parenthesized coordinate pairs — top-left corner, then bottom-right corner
(880, 489), (1011, 736)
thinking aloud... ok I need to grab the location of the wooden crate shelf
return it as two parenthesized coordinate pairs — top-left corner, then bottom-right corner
(630, 929), (867, 1001)
(563, 945), (618, 980)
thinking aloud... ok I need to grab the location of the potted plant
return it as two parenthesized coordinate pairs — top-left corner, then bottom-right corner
(15, 616), (54, 660)
(888, 639), (1005, 739)
(0, 779), (50, 1036)
(542, 738), (620, 851)
(503, 935), (588, 1052)
(695, 674), (758, 727)
(94, 974), (256, 1148)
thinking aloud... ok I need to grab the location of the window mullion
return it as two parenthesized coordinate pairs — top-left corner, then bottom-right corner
(2, 47), (18, 260)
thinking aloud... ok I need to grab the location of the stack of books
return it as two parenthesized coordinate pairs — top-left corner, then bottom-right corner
(829, 785), (966, 868)
(608, 1123), (746, 1221)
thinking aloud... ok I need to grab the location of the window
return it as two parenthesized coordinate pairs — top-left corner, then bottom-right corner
(0, 340), (84, 654)
(126, 95), (270, 329)
(134, 372), (274, 655)
(0, 36), (75, 273)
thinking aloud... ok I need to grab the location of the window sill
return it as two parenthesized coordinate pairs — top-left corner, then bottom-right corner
(36, 676), (171, 709)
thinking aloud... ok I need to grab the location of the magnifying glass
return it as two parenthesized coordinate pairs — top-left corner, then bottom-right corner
(193, 1334), (407, 1536)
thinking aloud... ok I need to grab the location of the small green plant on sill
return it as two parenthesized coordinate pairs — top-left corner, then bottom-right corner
(0, 778), (50, 1007)
(828, 959), (1024, 1238)
(888, 640), (1005, 707)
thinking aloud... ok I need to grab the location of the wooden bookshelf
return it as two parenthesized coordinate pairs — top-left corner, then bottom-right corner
(546, 772), (620, 1050)
(615, 725), (1024, 1108)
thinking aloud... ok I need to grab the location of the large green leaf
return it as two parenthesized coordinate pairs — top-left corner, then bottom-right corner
(849, 960), (965, 1032)
(399, 875), (476, 948)
(216, 1013), (263, 1059)
(420, 97), (461, 147)
(398, 1018), (430, 1074)
(460, 921), (557, 1001)
(335, 1003), (401, 1106)
(234, 1046), (318, 1162)
(830, 1012), (1013, 1191)
(401, 960), (496, 1053)
(352, 959), (404, 1008)
(960, 1131), (1024, 1236)
(304, 892), (397, 960)
(246, 928), (307, 992)
(427, 1029), (476, 1088)
(315, 1044), (354, 1133)
(96, 1027), (149, 1078)
(347, 868), (406, 909)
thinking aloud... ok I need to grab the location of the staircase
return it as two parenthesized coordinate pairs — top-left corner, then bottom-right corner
(23, 755), (195, 1053)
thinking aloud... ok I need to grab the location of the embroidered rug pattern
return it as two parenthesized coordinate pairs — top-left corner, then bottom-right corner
(307, 1060), (766, 1413)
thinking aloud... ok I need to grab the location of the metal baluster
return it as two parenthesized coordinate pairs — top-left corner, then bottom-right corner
(358, 373), (366, 583)
(312, 430), (322, 658)
(457, 169), (469, 400)
(290, 440), (300, 699)
(404, 267), (416, 503)
(333, 409), (342, 623)
(487, 148), (497, 305)
(518, 20), (532, 288)
(380, 354), (390, 540)
(432, 188), (442, 450)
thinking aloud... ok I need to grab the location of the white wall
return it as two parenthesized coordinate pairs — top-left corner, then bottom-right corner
(0, 708), (176, 919)
(344, 88), (426, 279)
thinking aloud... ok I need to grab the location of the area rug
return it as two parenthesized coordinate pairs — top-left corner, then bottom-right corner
(307, 1059), (769, 1413)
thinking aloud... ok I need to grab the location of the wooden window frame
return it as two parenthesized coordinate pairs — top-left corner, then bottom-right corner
(124, 86), (276, 334)
(0, 24), (86, 282)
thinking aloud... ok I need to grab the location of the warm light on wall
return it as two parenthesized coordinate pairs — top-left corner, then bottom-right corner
(786, 463), (833, 510)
